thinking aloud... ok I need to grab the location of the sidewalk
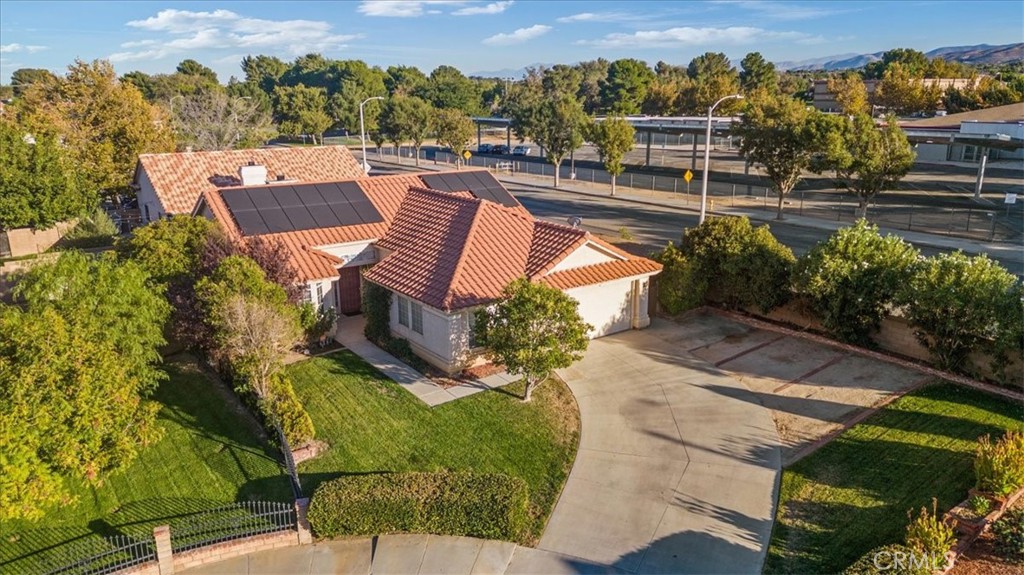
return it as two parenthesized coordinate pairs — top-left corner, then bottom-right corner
(334, 315), (515, 407)
(364, 153), (1019, 260)
(181, 534), (622, 574)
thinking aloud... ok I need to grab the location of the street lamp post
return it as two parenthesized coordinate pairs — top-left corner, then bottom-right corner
(359, 96), (385, 174)
(699, 93), (743, 224)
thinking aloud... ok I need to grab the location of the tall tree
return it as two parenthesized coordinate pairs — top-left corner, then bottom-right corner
(273, 84), (332, 144)
(116, 214), (218, 286)
(585, 115), (635, 196)
(1, 252), (169, 519)
(531, 94), (587, 188)
(874, 62), (941, 115)
(740, 52), (778, 94)
(419, 65), (481, 115)
(171, 91), (276, 150)
(14, 59), (174, 197)
(864, 48), (931, 79)
(324, 60), (389, 132)
(0, 117), (93, 230)
(600, 58), (655, 114)
(241, 55), (289, 94)
(9, 68), (56, 97)
(385, 65), (428, 96)
(682, 52), (742, 114)
(176, 59), (219, 84)
(543, 64), (583, 99)
(827, 72), (870, 115)
(379, 95), (434, 166)
(734, 93), (825, 219)
(474, 278), (591, 402)
(575, 58), (610, 114)
(814, 114), (915, 218)
(434, 108), (475, 168)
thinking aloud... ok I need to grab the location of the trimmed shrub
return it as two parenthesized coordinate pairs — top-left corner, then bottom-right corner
(680, 216), (795, 313)
(991, 507), (1024, 564)
(652, 242), (704, 315)
(307, 471), (530, 543)
(975, 431), (1024, 497)
(267, 374), (315, 446)
(899, 252), (1021, 375)
(299, 303), (337, 346)
(793, 220), (919, 346)
(843, 544), (931, 575)
(362, 280), (392, 346)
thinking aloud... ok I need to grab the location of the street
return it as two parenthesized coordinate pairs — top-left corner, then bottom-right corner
(368, 161), (1024, 275)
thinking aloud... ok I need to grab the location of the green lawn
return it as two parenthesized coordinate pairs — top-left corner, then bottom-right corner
(289, 351), (580, 544)
(1, 357), (291, 574)
(765, 383), (1024, 575)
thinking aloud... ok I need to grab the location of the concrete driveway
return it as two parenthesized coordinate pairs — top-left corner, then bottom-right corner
(540, 318), (782, 574)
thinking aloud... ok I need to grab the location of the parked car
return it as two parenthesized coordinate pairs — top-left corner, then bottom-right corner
(477, 143), (493, 153)
(492, 144), (510, 154)
(512, 145), (531, 156)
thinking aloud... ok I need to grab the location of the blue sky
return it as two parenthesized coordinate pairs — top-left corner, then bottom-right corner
(1, 1), (1022, 82)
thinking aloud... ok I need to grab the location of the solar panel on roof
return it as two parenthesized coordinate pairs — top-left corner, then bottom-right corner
(282, 206), (317, 230)
(336, 181), (365, 203)
(348, 200), (382, 223)
(327, 202), (363, 226)
(221, 189), (255, 212)
(293, 185), (327, 207)
(261, 208), (293, 233)
(273, 186), (303, 208)
(247, 187), (280, 210)
(232, 210), (269, 235)
(420, 174), (452, 192)
(309, 207), (343, 228)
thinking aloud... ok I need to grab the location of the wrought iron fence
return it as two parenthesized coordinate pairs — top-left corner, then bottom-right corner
(169, 501), (296, 553)
(42, 534), (156, 575)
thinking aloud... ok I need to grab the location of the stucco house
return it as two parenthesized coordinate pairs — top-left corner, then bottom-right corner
(194, 165), (661, 374)
(133, 146), (365, 223)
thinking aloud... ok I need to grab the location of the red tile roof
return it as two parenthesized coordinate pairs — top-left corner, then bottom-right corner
(198, 167), (660, 299)
(137, 146), (365, 215)
(365, 188), (661, 311)
(200, 173), (426, 282)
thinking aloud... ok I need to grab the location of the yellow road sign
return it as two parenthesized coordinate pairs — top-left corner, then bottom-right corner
(462, 150), (472, 160)
(684, 169), (693, 183)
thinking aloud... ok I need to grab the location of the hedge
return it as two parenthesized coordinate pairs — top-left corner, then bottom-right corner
(307, 471), (530, 543)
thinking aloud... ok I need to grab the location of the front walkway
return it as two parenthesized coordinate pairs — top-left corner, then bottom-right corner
(333, 316), (515, 407)
(540, 318), (782, 574)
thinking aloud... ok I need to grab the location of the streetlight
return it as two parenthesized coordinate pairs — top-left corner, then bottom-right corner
(699, 93), (743, 224)
(359, 96), (385, 174)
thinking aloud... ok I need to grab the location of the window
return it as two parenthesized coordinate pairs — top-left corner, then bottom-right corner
(398, 296), (409, 327)
(144, 205), (150, 222)
(301, 285), (312, 305)
(316, 283), (324, 308)
(467, 311), (479, 348)
(411, 302), (424, 334)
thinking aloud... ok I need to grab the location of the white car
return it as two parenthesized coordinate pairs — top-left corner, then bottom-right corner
(512, 145), (531, 156)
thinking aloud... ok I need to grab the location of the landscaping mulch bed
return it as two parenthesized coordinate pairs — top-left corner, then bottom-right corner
(950, 499), (1024, 575)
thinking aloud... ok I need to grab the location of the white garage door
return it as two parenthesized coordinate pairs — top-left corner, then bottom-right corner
(565, 279), (635, 338)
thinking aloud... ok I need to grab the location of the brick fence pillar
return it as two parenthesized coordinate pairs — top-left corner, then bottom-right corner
(295, 498), (313, 545)
(153, 525), (174, 575)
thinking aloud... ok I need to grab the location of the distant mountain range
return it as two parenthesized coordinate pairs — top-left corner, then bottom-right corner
(467, 43), (1023, 78)
(776, 43), (1023, 71)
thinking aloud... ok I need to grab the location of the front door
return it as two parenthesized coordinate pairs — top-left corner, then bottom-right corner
(337, 266), (362, 315)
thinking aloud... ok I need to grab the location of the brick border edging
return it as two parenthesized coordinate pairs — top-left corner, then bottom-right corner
(705, 307), (1024, 403)
(940, 486), (1024, 574)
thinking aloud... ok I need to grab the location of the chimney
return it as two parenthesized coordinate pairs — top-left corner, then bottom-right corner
(239, 163), (268, 186)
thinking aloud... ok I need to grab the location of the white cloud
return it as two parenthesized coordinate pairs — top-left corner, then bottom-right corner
(557, 12), (631, 23)
(357, 1), (465, 17)
(0, 43), (48, 54)
(453, 1), (514, 16)
(110, 9), (361, 62)
(710, 1), (853, 21)
(579, 26), (814, 48)
(482, 24), (551, 46)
